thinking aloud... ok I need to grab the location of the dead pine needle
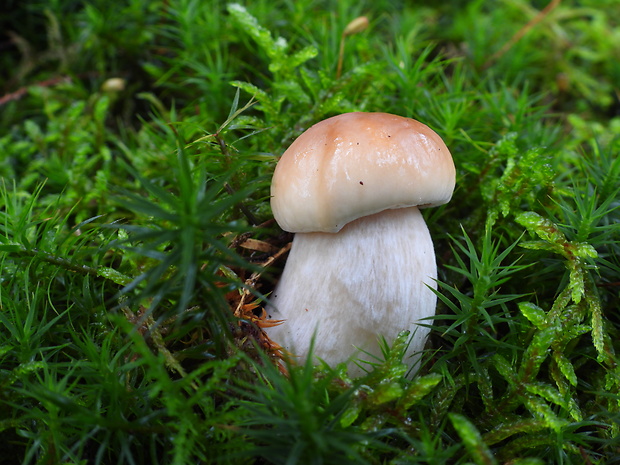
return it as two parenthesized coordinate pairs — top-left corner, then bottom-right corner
(483, 0), (562, 69)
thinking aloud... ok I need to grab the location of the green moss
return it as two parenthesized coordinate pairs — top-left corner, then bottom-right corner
(1, 1), (619, 463)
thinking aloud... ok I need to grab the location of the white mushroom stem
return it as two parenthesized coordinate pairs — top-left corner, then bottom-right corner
(266, 207), (437, 376)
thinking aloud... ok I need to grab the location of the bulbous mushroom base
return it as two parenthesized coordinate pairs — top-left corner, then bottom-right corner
(266, 207), (437, 376)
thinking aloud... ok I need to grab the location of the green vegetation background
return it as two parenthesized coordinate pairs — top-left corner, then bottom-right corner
(1, 0), (619, 463)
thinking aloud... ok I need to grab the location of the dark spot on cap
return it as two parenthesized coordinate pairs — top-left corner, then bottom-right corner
(359, 181), (364, 185)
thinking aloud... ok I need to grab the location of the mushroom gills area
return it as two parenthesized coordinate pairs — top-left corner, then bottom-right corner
(266, 207), (437, 375)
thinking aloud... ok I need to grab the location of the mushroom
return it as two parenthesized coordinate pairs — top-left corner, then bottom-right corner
(267, 112), (455, 376)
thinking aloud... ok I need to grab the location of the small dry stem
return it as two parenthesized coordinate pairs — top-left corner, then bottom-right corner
(483, 0), (561, 69)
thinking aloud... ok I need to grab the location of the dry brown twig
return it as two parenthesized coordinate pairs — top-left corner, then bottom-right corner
(483, 0), (562, 69)
(233, 240), (291, 320)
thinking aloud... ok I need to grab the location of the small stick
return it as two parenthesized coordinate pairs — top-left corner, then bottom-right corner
(483, 0), (561, 69)
(234, 241), (292, 318)
(0, 75), (73, 106)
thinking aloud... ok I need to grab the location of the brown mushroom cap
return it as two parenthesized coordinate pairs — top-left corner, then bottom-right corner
(271, 112), (456, 233)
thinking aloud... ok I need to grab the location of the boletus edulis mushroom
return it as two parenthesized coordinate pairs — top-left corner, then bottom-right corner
(267, 112), (455, 376)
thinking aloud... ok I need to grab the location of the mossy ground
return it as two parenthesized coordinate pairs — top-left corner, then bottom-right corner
(1, 1), (619, 463)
